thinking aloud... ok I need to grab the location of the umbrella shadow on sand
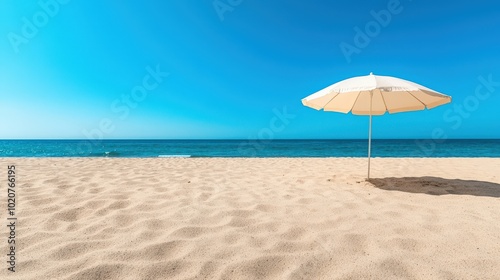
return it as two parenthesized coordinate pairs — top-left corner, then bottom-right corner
(367, 177), (500, 198)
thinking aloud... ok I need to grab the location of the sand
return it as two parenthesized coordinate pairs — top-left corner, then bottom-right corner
(1, 157), (499, 280)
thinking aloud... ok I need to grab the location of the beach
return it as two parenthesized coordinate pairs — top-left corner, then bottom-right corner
(1, 157), (499, 280)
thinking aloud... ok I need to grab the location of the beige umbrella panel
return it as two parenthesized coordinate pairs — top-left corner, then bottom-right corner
(302, 73), (451, 179)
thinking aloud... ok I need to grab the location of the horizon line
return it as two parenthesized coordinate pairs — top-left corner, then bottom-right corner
(1, 138), (500, 141)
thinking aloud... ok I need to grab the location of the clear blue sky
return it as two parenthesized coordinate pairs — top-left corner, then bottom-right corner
(1, 0), (499, 139)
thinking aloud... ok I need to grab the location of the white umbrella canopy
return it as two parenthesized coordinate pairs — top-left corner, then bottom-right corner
(302, 73), (452, 179)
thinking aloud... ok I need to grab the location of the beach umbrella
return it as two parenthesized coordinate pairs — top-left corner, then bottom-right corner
(302, 73), (451, 179)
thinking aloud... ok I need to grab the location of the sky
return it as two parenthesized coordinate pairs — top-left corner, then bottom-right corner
(1, 0), (499, 139)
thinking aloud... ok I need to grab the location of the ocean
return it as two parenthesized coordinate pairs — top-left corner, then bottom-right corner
(0, 139), (499, 158)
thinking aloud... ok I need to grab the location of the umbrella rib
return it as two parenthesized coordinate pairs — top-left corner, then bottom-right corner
(348, 91), (362, 113)
(321, 90), (341, 109)
(405, 91), (427, 109)
(379, 90), (389, 113)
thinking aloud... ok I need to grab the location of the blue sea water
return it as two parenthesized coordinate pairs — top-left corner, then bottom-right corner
(0, 139), (499, 158)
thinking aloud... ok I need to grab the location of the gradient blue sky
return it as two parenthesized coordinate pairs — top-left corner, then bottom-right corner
(1, 0), (499, 139)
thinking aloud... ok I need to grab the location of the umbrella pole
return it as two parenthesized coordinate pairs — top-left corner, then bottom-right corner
(367, 92), (373, 180)
(368, 114), (372, 179)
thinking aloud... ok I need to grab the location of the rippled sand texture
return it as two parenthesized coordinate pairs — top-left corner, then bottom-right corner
(1, 157), (499, 280)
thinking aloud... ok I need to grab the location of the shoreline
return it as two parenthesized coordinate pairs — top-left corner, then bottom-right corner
(2, 156), (500, 158)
